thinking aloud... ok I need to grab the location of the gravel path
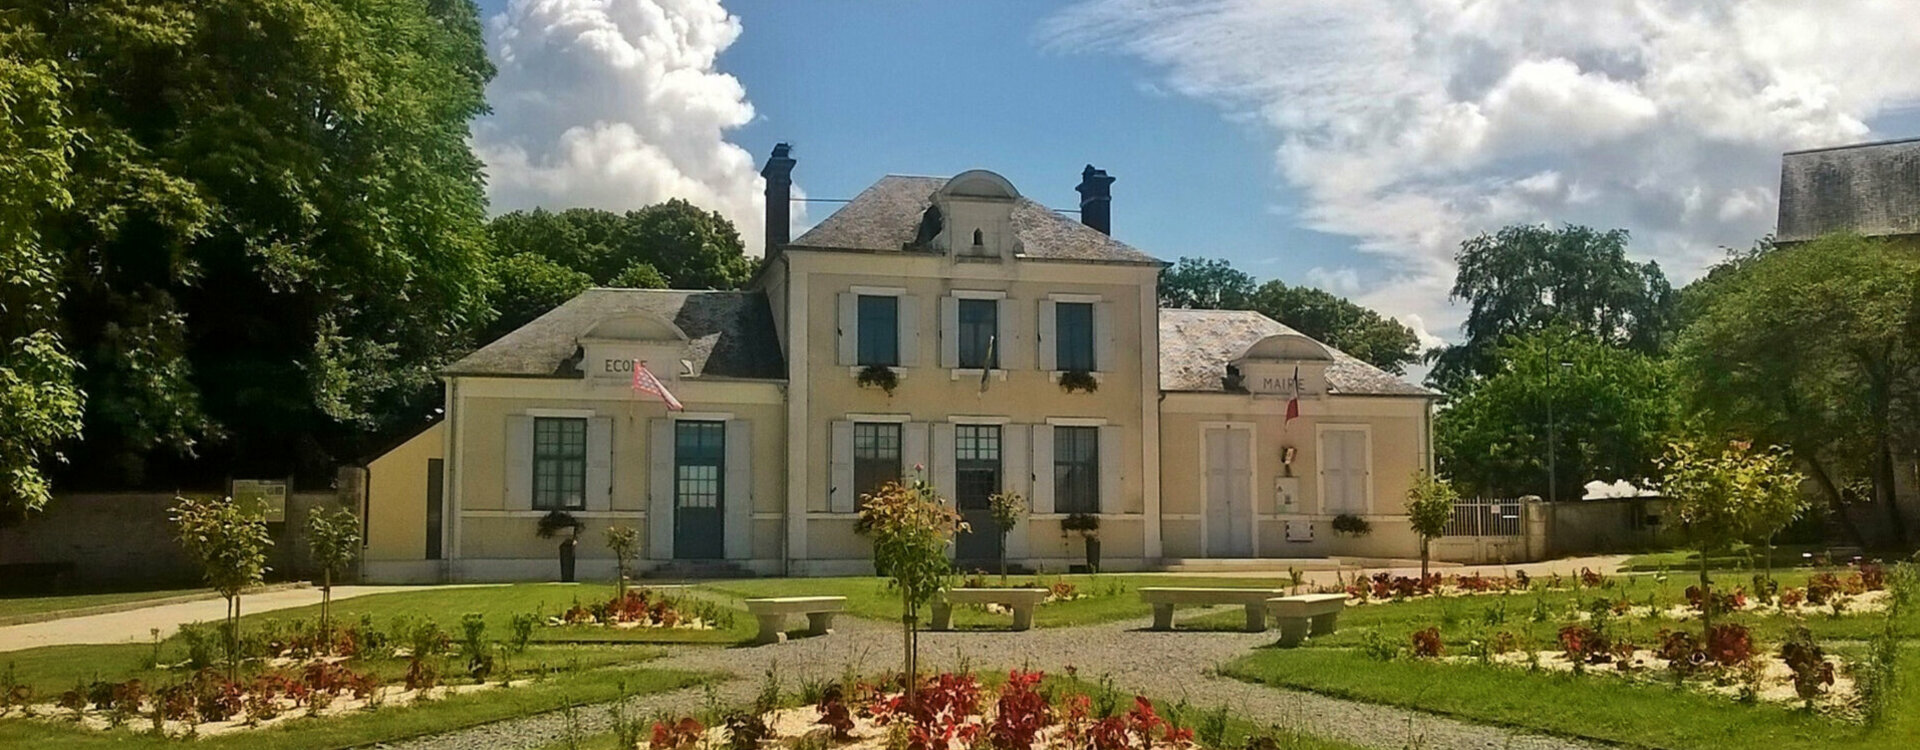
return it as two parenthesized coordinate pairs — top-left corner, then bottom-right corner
(374, 612), (1603, 750)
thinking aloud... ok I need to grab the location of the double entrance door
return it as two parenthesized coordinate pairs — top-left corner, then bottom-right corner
(953, 424), (1003, 566)
(1204, 426), (1254, 558)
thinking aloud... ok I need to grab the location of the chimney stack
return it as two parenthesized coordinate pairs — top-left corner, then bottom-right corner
(761, 143), (796, 253)
(1076, 165), (1115, 235)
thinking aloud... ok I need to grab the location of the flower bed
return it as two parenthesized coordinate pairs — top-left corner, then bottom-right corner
(550, 588), (731, 631)
(642, 670), (1215, 750)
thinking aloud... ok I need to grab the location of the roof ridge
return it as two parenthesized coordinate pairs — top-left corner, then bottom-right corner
(1783, 135), (1920, 156)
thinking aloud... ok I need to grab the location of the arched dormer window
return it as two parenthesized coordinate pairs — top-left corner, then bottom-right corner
(972, 229), (984, 247)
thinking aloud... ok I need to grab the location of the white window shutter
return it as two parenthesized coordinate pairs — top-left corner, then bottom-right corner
(898, 295), (920, 368)
(1098, 425), (1122, 513)
(939, 296), (959, 368)
(903, 422), (930, 480)
(1030, 424), (1054, 514)
(586, 416), (613, 511)
(724, 420), (752, 560)
(931, 423), (956, 502)
(1094, 302), (1114, 373)
(838, 292), (858, 366)
(996, 298), (1021, 370)
(1037, 300), (1058, 371)
(648, 419), (674, 560)
(1003, 424), (1031, 560)
(829, 420), (855, 513)
(505, 415), (534, 511)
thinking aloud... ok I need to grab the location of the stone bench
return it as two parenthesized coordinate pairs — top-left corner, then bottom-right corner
(1266, 593), (1347, 646)
(742, 596), (846, 645)
(931, 588), (1049, 631)
(1138, 587), (1288, 631)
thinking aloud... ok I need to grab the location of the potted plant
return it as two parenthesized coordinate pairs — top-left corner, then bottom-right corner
(1057, 369), (1098, 394)
(537, 510), (584, 582)
(1331, 513), (1372, 538)
(856, 364), (899, 395)
(1061, 512), (1101, 573)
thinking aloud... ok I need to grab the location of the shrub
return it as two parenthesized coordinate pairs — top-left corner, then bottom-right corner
(1779, 626), (1834, 708)
(988, 670), (1053, 750)
(509, 612), (539, 654)
(1705, 623), (1754, 667)
(651, 717), (705, 750)
(1409, 627), (1443, 658)
(1331, 514), (1371, 537)
(1359, 630), (1398, 661)
(1557, 625), (1610, 664)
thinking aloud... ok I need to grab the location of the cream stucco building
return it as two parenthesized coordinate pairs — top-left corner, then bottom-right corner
(357, 146), (1437, 582)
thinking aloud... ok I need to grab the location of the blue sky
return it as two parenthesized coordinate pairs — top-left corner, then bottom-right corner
(470, 1), (1920, 348)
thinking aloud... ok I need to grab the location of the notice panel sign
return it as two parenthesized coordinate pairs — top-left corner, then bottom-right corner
(231, 479), (289, 523)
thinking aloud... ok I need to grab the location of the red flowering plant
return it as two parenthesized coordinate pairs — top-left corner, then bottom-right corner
(815, 683), (858, 740)
(650, 717), (705, 750)
(1557, 625), (1611, 664)
(1858, 563), (1886, 591)
(1705, 623), (1754, 667)
(987, 670), (1054, 750)
(1409, 627), (1444, 658)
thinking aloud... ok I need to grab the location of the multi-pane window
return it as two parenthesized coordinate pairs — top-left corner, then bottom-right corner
(532, 417), (587, 510)
(857, 295), (899, 366)
(1056, 302), (1095, 371)
(957, 298), (998, 369)
(1054, 426), (1100, 513)
(674, 421), (726, 510)
(955, 425), (1002, 508)
(853, 422), (903, 498)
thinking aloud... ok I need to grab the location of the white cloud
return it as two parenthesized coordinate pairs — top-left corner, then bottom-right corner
(475, 0), (796, 255)
(1043, 0), (1920, 340)
(1304, 266), (1362, 296)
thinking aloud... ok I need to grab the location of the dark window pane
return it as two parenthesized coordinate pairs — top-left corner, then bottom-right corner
(1056, 302), (1095, 371)
(853, 422), (903, 498)
(1054, 426), (1099, 514)
(955, 425), (1002, 511)
(532, 417), (588, 510)
(675, 421), (725, 510)
(858, 295), (899, 366)
(957, 298), (998, 369)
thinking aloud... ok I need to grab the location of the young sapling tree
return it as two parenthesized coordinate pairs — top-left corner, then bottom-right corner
(306, 506), (361, 651)
(855, 471), (964, 701)
(987, 490), (1027, 585)
(1659, 439), (1806, 638)
(171, 496), (273, 679)
(605, 524), (640, 597)
(1405, 470), (1459, 579)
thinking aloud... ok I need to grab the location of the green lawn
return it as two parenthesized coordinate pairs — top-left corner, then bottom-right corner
(1223, 647), (1916, 750)
(0, 588), (207, 620)
(0, 659), (711, 750)
(256, 583), (757, 645)
(1619, 544), (1835, 572)
(702, 574), (1304, 630)
(1205, 565), (1919, 750)
(1177, 569), (1912, 644)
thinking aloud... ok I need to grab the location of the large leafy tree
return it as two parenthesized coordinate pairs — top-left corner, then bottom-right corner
(1435, 328), (1676, 501)
(13, 0), (495, 488)
(487, 200), (753, 291)
(1159, 257), (1421, 374)
(0, 30), (84, 516)
(1429, 224), (1675, 391)
(1675, 233), (1919, 546)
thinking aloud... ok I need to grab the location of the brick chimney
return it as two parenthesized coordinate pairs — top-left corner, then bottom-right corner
(761, 143), (796, 253)
(1076, 165), (1115, 235)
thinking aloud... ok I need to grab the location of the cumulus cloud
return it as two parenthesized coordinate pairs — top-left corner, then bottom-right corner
(475, 0), (796, 254)
(1043, 0), (1920, 339)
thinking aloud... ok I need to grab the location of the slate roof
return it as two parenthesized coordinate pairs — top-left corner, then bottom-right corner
(1778, 137), (1920, 242)
(788, 175), (1163, 265)
(1159, 309), (1435, 397)
(446, 289), (784, 380)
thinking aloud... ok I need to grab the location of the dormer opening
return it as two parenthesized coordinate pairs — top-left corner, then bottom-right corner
(972, 229), (984, 247)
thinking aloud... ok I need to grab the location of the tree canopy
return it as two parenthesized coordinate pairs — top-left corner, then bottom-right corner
(8, 0), (497, 491)
(1675, 233), (1920, 546)
(0, 28), (84, 517)
(1435, 327), (1676, 501)
(1429, 224), (1675, 392)
(1159, 257), (1421, 374)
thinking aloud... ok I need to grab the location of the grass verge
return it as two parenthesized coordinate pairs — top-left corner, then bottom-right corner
(1222, 645), (1920, 750)
(703, 575), (1304, 630)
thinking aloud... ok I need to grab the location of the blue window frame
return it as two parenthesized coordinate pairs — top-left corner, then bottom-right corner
(1056, 302), (1095, 371)
(857, 295), (899, 366)
(957, 298), (998, 369)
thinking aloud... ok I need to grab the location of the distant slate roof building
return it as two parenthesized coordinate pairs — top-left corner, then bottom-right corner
(447, 289), (783, 380)
(1777, 137), (1920, 243)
